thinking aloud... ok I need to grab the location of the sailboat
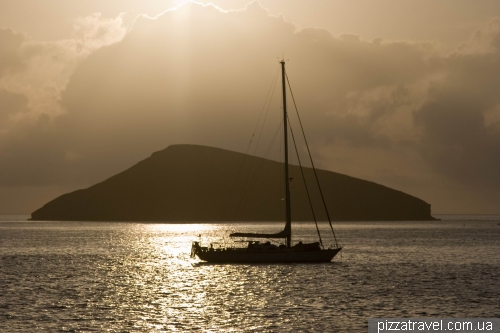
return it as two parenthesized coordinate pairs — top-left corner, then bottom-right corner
(191, 60), (342, 263)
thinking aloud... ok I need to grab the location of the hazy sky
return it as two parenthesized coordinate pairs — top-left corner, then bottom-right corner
(1, 0), (500, 214)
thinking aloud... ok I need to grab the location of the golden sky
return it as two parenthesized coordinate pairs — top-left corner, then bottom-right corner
(1, 0), (500, 214)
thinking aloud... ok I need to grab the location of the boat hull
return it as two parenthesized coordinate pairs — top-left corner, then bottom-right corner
(195, 247), (342, 263)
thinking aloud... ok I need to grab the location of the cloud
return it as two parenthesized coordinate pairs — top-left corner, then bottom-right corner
(72, 12), (126, 53)
(57, 2), (438, 158)
(459, 18), (500, 54)
(1, 2), (500, 213)
(414, 22), (500, 190)
(0, 27), (30, 77)
(1, 12), (126, 113)
(0, 114), (67, 187)
(0, 13), (126, 188)
(0, 89), (29, 123)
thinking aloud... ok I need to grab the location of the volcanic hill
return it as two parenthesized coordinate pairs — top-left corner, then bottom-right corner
(31, 145), (435, 221)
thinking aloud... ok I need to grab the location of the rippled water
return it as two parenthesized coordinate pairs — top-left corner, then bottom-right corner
(1, 216), (499, 332)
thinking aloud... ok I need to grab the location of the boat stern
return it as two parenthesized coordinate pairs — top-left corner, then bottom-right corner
(190, 241), (201, 258)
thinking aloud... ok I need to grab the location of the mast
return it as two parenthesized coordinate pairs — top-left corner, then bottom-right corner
(281, 60), (292, 248)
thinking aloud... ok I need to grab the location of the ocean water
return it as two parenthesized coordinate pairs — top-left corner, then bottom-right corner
(1, 216), (499, 332)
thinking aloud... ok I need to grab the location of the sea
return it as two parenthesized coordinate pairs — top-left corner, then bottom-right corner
(1, 215), (499, 332)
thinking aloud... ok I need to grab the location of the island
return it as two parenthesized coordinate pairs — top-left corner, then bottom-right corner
(30, 144), (436, 221)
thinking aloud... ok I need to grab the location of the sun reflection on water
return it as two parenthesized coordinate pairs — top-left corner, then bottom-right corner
(1, 220), (499, 332)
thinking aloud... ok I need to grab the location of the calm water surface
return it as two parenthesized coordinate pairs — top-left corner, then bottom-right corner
(1, 216), (499, 332)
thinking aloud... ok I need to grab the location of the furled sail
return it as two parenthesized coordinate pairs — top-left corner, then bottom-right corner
(230, 221), (291, 239)
(229, 229), (288, 239)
